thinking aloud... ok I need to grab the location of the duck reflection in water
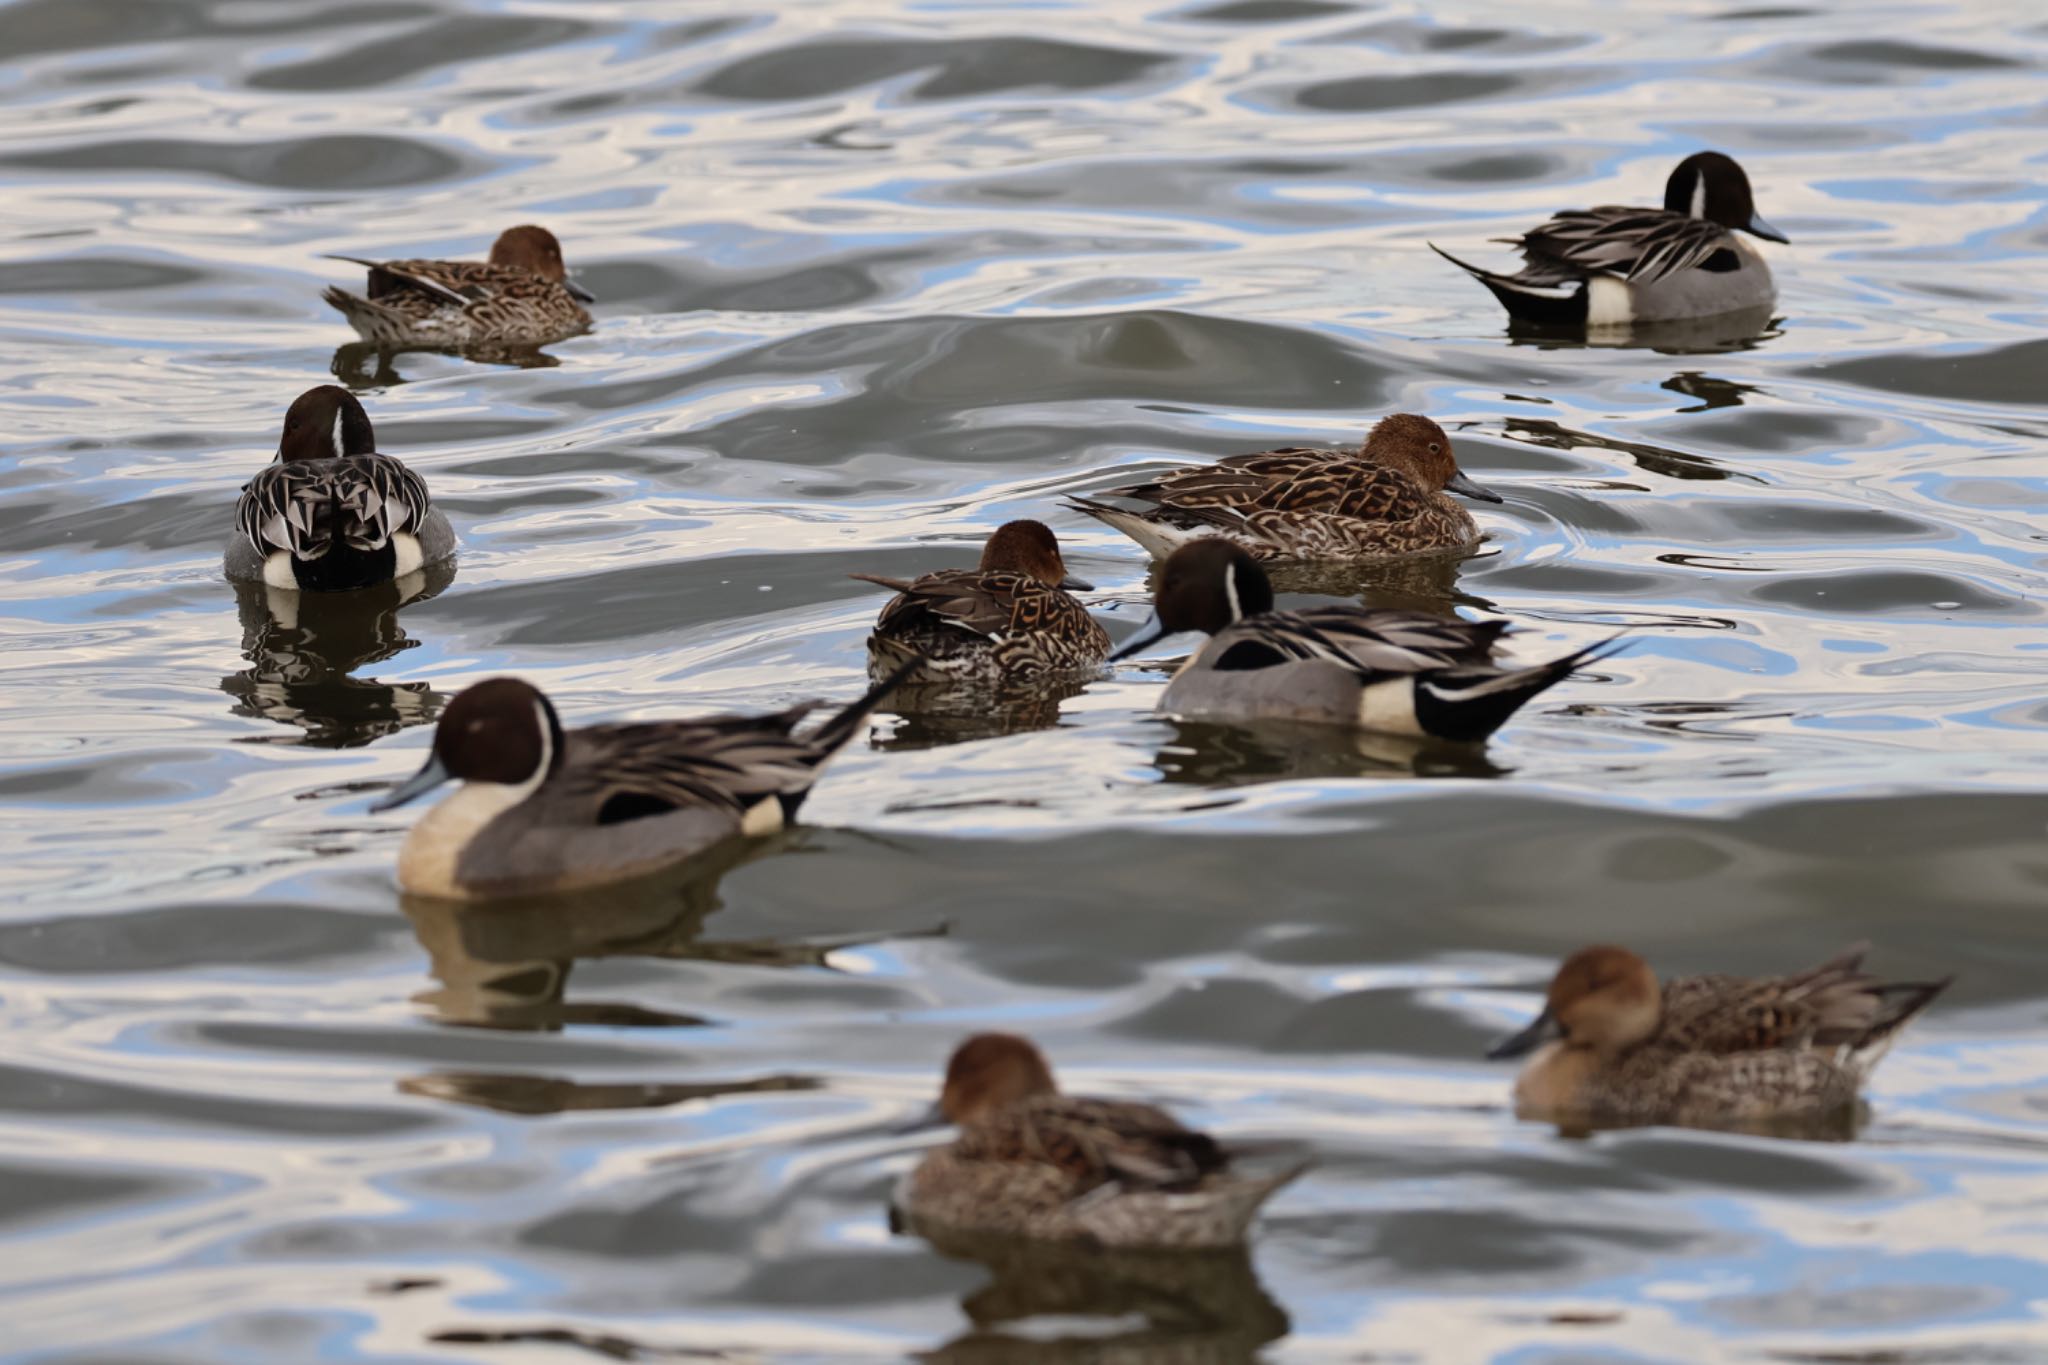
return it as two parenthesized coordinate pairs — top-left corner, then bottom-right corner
(221, 561), (454, 747)
(1504, 303), (1780, 356)
(916, 1231), (1290, 1365)
(1153, 717), (1508, 788)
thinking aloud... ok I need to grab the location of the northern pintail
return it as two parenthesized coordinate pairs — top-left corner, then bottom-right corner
(894, 1033), (1307, 1249)
(1488, 943), (1951, 1129)
(1069, 413), (1501, 564)
(1112, 539), (1621, 741)
(322, 225), (593, 349)
(850, 520), (1110, 685)
(224, 385), (454, 592)
(369, 662), (915, 900)
(1432, 151), (1789, 326)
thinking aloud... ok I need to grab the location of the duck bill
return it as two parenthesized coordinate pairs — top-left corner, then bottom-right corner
(1744, 213), (1789, 245)
(565, 278), (597, 304)
(1445, 470), (1505, 504)
(1486, 1006), (1561, 1060)
(1058, 571), (1095, 592)
(1109, 611), (1172, 662)
(370, 753), (452, 812)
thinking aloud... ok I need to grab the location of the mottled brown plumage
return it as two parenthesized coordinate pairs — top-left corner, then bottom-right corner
(852, 521), (1109, 685)
(1491, 944), (1951, 1131)
(1068, 413), (1499, 563)
(322, 224), (592, 349)
(895, 1033), (1305, 1248)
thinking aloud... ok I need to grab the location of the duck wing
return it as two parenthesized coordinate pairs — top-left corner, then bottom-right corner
(327, 256), (514, 306)
(1511, 206), (1737, 287)
(1205, 607), (1508, 677)
(236, 455), (432, 560)
(954, 1095), (1226, 1197)
(1660, 946), (1951, 1057)
(852, 568), (1085, 641)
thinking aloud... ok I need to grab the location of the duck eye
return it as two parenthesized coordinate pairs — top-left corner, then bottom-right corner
(1428, 442), (1441, 454)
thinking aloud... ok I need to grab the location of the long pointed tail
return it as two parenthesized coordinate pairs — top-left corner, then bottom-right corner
(1415, 632), (1631, 743)
(807, 655), (923, 755)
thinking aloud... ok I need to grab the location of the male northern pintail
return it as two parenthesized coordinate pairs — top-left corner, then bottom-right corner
(224, 385), (454, 592)
(1432, 151), (1789, 326)
(322, 225), (593, 349)
(850, 520), (1110, 685)
(1069, 413), (1500, 564)
(369, 663), (915, 900)
(1488, 943), (1951, 1129)
(1112, 540), (1621, 741)
(894, 1033), (1307, 1249)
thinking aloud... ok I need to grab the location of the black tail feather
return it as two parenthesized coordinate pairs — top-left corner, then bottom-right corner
(807, 655), (923, 754)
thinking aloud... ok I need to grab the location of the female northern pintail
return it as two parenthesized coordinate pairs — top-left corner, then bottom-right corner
(1488, 944), (1951, 1129)
(1069, 413), (1501, 564)
(1113, 540), (1621, 741)
(1432, 151), (1789, 326)
(224, 385), (454, 592)
(322, 225), (593, 349)
(369, 663), (914, 900)
(894, 1033), (1307, 1249)
(850, 520), (1110, 685)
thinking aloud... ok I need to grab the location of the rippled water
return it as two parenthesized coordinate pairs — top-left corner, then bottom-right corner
(5, 0), (2048, 1359)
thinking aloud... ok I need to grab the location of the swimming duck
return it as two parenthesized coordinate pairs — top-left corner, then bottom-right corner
(1068, 413), (1500, 564)
(1432, 151), (1789, 326)
(369, 662), (915, 900)
(1488, 943), (1951, 1128)
(894, 1033), (1306, 1249)
(1112, 540), (1619, 741)
(224, 385), (454, 592)
(322, 224), (593, 349)
(850, 520), (1110, 685)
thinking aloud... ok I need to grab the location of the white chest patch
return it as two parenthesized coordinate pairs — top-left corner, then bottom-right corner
(1356, 677), (1425, 738)
(397, 780), (534, 898)
(391, 531), (423, 578)
(262, 551), (300, 591)
(1584, 275), (1634, 328)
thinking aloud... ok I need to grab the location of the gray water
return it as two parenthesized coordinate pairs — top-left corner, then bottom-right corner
(4, 0), (2048, 1360)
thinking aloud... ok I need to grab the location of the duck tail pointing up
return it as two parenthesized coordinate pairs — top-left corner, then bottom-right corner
(1415, 631), (1632, 743)
(807, 654), (923, 755)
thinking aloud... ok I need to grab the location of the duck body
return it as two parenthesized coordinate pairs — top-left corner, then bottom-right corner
(853, 520), (1108, 686)
(1491, 944), (1951, 1129)
(896, 1034), (1305, 1250)
(225, 386), (453, 592)
(1070, 415), (1498, 564)
(1433, 151), (1788, 327)
(374, 665), (912, 901)
(1114, 540), (1615, 742)
(323, 225), (592, 349)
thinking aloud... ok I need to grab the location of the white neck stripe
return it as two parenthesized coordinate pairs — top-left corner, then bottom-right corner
(1222, 562), (1244, 624)
(1688, 173), (1706, 220)
(331, 406), (346, 459)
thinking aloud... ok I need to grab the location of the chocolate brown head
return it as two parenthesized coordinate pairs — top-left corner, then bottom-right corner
(939, 1032), (1060, 1125)
(1489, 945), (1662, 1060)
(1110, 538), (1274, 661)
(369, 677), (565, 812)
(1361, 414), (1502, 503)
(1663, 151), (1788, 242)
(978, 519), (1092, 590)
(489, 225), (571, 283)
(277, 385), (375, 463)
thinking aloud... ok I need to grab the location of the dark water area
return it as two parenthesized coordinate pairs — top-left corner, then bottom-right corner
(3, 0), (2047, 1360)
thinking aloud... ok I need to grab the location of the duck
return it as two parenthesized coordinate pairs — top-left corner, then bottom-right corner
(849, 520), (1110, 685)
(368, 661), (916, 900)
(1487, 943), (1952, 1128)
(224, 385), (454, 592)
(1111, 539), (1620, 741)
(893, 1033), (1307, 1249)
(1431, 151), (1789, 326)
(1068, 413), (1500, 564)
(321, 224), (593, 349)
